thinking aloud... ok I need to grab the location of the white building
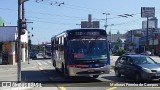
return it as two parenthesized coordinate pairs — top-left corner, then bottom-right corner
(0, 26), (28, 65)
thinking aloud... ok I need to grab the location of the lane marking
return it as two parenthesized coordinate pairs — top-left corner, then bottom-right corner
(37, 62), (42, 66)
(107, 87), (117, 90)
(47, 61), (52, 63)
(42, 62), (48, 65)
(59, 87), (67, 90)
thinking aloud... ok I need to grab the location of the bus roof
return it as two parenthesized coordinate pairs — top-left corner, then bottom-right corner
(51, 28), (106, 40)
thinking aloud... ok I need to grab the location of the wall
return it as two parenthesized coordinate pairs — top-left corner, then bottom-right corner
(0, 26), (28, 43)
(0, 26), (17, 42)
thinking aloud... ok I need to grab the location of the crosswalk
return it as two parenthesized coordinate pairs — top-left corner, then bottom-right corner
(36, 60), (53, 70)
(37, 60), (52, 66)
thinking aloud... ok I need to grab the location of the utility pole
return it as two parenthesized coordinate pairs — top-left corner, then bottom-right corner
(141, 7), (155, 51)
(102, 13), (110, 65)
(17, 0), (22, 82)
(22, 1), (25, 19)
(152, 28), (155, 55)
(146, 17), (149, 51)
(17, 0), (28, 82)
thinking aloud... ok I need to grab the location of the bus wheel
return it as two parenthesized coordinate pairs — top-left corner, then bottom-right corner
(52, 61), (55, 66)
(53, 61), (56, 67)
(93, 75), (99, 78)
(54, 64), (59, 73)
(55, 67), (59, 73)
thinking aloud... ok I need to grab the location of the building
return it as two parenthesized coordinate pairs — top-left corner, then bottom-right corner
(107, 31), (126, 53)
(0, 26), (28, 65)
(125, 29), (143, 53)
(142, 17), (158, 29)
(81, 14), (100, 28)
(139, 28), (160, 54)
(125, 17), (159, 54)
(108, 31), (125, 43)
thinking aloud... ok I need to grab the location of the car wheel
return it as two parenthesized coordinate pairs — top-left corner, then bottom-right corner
(135, 73), (141, 81)
(115, 69), (121, 77)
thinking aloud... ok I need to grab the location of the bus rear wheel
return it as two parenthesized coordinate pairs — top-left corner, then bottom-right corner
(55, 66), (59, 73)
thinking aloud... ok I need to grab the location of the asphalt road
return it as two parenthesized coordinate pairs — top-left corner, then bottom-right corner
(1, 55), (159, 90)
(20, 56), (160, 90)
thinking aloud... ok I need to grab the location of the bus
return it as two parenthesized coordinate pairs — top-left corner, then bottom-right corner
(43, 43), (52, 58)
(51, 28), (110, 78)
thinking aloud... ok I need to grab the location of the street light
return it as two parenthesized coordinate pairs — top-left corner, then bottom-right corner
(102, 13), (110, 31)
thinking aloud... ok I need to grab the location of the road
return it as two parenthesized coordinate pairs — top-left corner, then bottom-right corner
(19, 56), (160, 90)
(0, 55), (159, 89)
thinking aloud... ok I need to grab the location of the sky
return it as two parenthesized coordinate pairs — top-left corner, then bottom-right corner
(0, 0), (160, 44)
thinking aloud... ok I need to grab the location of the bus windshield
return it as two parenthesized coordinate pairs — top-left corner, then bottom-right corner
(70, 39), (107, 60)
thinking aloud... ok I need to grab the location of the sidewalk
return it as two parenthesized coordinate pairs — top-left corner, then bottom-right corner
(0, 59), (59, 90)
(0, 59), (37, 81)
(0, 64), (17, 81)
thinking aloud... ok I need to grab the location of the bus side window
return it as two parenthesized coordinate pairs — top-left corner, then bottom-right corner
(59, 37), (64, 51)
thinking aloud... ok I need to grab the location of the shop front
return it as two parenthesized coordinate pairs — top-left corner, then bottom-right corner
(0, 42), (16, 65)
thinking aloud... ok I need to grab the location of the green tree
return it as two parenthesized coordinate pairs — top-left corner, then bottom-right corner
(116, 49), (126, 56)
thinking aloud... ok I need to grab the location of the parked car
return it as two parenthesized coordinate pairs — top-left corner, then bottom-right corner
(123, 52), (136, 55)
(114, 54), (160, 81)
(141, 51), (151, 56)
(30, 52), (37, 59)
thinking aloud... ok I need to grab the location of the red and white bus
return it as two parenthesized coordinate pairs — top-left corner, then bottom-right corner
(51, 28), (110, 78)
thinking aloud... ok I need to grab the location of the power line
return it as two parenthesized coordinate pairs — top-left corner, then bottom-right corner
(0, 7), (84, 19)
(29, 19), (76, 25)
(32, 0), (108, 13)
(26, 15), (83, 21)
(29, 0), (142, 18)
(30, 0), (65, 6)
(113, 18), (142, 26)
(0, 7), (143, 27)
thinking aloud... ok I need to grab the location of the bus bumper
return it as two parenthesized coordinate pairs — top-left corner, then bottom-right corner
(68, 65), (110, 77)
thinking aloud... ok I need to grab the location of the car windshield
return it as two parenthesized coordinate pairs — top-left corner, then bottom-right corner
(70, 39), (107, 60)
(131, 56), (156, 64)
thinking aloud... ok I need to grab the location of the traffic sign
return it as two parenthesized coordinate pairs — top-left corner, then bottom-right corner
(141, 7), (155, 18)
